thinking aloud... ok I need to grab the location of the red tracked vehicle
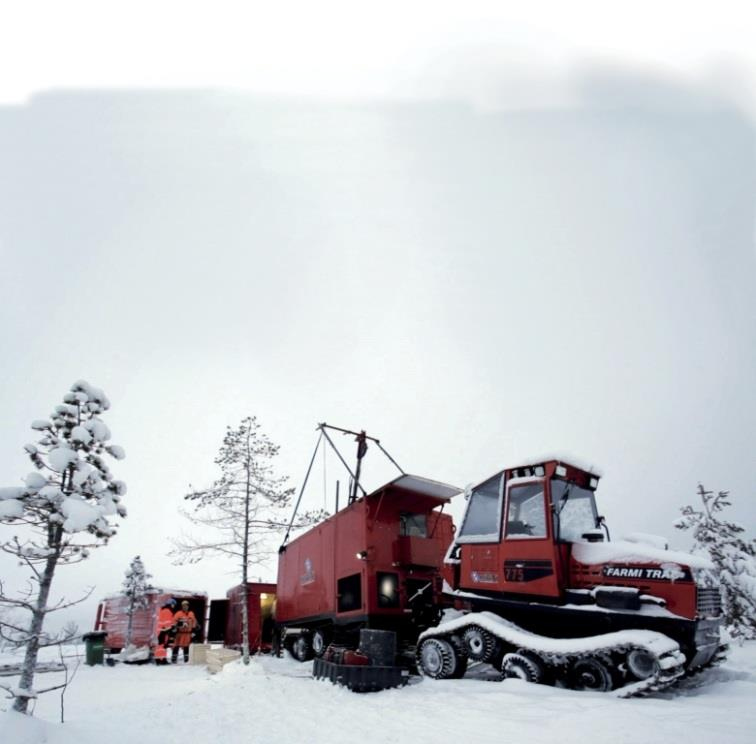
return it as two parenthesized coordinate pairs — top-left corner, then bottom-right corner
(417, 458), (725, 694)
(279, 427), (724, 695)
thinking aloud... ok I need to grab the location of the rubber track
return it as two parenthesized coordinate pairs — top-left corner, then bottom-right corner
(420, 615), (689, 697)
(618, 643), (729, 698)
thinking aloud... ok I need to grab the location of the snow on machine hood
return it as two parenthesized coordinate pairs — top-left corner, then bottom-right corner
(572, 539), (714, 570)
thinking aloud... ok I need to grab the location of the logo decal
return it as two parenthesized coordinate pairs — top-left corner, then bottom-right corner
(300, 558), (315, 585)
(602, 564), (691, 582)
(471, 571), (498, 584)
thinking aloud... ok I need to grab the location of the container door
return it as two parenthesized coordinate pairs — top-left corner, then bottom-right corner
(259, 591), (276, 648)
(207, 599), (229, 643)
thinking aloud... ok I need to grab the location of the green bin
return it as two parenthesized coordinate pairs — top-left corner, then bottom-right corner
(82, 630), (108, 666)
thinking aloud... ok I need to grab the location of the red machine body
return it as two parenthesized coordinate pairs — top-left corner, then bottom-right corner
(448, 460), (704, 617)
(95, 588), (208, 652)
(444, 459), (721, 670)
(276, 474), (457, 655)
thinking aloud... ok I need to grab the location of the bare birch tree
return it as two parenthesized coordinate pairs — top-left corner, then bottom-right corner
(170, 416), (323, 664)
(0, 380), (126, 713)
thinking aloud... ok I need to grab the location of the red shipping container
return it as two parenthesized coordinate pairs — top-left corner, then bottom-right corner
(95, 588), (208, 652)
(207, 582), (277, 652)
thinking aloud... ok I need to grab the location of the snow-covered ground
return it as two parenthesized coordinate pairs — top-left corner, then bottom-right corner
(2, 643), (755, 744)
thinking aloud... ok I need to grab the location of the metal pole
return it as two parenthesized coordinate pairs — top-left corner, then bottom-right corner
(375, 440), (404, 475)
(318, 422), (381, 443)
(319, 422), (403, 477)
(320, 427), (366, 497)
(350, 430), (369, 504)
(280, 431), (323, 549)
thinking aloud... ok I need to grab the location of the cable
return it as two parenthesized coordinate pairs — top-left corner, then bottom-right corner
(322, 433), (327, 510)
(280, 430), (322, 549)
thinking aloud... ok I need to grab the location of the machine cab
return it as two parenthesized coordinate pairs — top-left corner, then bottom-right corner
(449, 460), (601, 599)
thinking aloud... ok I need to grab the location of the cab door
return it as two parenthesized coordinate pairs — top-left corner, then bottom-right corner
(457, 472), (505, 592)
(497, 478), (560, 598)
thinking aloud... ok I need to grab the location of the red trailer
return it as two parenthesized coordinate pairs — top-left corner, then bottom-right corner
(207, 582), (277, 652)
(95, 588), (208, 653)
(276, 474), (458, 660)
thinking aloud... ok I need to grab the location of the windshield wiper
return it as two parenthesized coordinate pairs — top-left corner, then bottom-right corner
(557, 482), (574, 515)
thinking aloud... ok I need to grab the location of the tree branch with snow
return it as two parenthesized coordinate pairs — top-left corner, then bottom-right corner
(676, 484), (756, 640)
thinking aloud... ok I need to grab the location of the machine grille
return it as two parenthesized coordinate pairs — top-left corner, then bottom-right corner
(697, 587), (722, 617)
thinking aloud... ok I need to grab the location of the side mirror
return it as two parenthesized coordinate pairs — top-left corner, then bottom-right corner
(581, 529), (605, 543)
(596, 515), (611, 542)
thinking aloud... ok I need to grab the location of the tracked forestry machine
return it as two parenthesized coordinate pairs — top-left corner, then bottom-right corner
(279, 427), (725, 695)
(419, 458), (726, 695)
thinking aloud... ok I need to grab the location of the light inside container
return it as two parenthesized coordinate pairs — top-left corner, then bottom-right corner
(378, 573), (399, 607)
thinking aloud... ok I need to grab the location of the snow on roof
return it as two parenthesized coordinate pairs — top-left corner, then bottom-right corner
(509, 452), (604, 477)
(103, 587), (208, 601)
(370, 474), (461, 502)
(154, 588), (209, 598)
(573, 540), (714, 570)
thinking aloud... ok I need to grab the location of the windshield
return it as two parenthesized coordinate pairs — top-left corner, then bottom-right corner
(551, 480), (599, 542)
(457, 473), (503, 542)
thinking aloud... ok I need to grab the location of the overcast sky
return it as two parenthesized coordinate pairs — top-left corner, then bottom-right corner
(1, 3), (755, 631)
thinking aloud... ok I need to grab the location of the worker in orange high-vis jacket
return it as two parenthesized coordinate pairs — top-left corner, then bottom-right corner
(171, 600), (197, 663)
(156, 600), (176, 644)
(155, 599), (176, 663)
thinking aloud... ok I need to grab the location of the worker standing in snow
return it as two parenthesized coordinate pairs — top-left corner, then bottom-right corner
(171, 600), (197, 663)
(155, 599), (176, 664)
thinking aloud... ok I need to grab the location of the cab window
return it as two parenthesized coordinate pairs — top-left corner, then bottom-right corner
(458, 473), (503, 542)
(400, 513), (427, 538)
(505, 482), (547, 538)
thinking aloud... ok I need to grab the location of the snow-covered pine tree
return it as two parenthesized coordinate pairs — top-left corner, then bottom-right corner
(122, 555), (153, 649)
(676, 484), (756, 640)
(170, 416), (324, 664)
(0, 380), (126, 713)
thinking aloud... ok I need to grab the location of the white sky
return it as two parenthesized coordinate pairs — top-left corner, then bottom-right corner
(1, 2), (755, 631)
(1, 2), (755, 105)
